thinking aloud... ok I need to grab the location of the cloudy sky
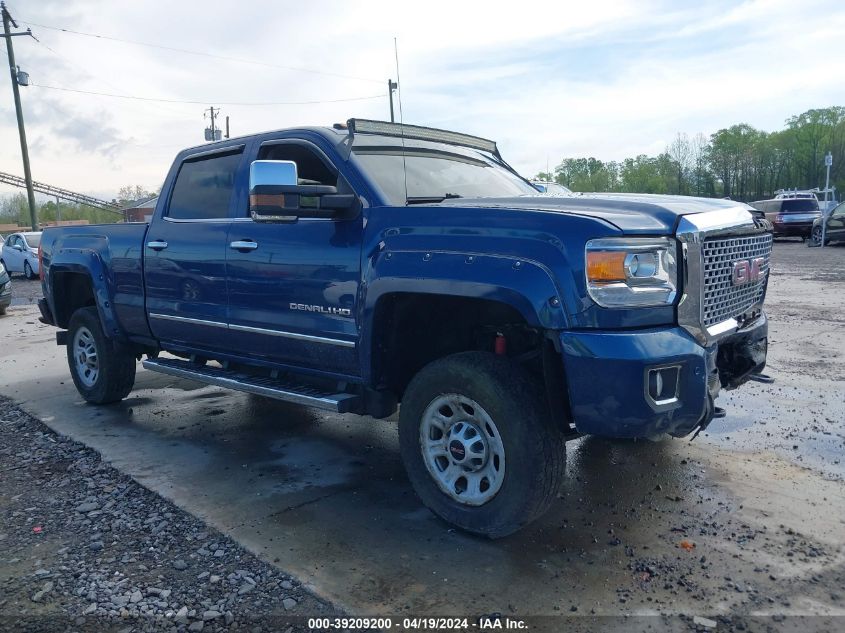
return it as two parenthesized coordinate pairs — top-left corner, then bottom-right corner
(1, 0), (843, 201)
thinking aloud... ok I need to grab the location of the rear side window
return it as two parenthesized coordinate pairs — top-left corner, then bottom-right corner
(781, 198), (819, 213)
(167, 150), (243, 220)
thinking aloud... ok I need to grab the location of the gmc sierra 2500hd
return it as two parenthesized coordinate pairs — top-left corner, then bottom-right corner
(39, 119), (772, 537)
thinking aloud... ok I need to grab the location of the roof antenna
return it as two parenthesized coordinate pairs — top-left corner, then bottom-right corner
(394, 37), (408, 205)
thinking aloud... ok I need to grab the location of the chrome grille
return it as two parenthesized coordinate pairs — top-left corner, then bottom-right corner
(701, 233), (772, 328)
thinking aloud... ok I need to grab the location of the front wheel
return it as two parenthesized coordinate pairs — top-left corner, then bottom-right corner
(399, 352), (567, 538)
(24, 260), (35, 280)
(811, 225), (825, 246)
(66, 307), (137, 404)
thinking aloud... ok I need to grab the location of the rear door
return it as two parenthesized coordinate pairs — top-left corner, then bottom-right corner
(144, 145), (247, 352)
(224, 138), (362, 375)
(780, 198), (819, 221)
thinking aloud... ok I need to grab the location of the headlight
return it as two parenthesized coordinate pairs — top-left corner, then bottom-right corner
(585, 237), (677, 307)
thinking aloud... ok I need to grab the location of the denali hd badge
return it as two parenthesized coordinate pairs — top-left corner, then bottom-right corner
(731, 257), (765, 286)
(289, 303), (352, 317)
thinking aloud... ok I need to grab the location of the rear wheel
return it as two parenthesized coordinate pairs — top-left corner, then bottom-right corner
(811, 225), (825, 246)
(24, 260), (35, 280)
(399, 351), (567, 538)
(66, 307), (137, 404)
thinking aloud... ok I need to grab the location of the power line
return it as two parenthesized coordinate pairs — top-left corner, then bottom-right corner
(28, 35), (213, 119)
(29, 82), (387, 106)
(19, 19), (384, 84)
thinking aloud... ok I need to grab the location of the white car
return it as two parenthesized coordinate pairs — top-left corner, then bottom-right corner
(531, 180), (573, 196)
(1, 231), (42, 279)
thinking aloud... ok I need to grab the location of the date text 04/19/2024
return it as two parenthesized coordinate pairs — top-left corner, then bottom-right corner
(307, 617), (528, 630)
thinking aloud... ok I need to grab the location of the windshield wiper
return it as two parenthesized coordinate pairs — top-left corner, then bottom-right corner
(406, 193), (463, 205)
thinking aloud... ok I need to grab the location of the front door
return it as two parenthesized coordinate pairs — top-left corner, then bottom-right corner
(225, 139), (361, 376)
(3, 235), (24, 273)
(144, 146), (246, 352)
(827, 203), (845, 240)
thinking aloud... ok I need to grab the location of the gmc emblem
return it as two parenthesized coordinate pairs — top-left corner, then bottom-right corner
(732, 257), (766, 286)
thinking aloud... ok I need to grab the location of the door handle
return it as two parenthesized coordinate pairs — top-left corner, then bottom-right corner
(230, 240), (258, 251)
(146, 240), (168, 251)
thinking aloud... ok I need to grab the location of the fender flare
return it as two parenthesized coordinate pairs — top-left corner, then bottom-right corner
(359, 249), (567, 383)
(46, 248), (123, 338)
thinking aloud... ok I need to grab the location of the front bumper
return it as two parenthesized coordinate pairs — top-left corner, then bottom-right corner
(560, 313), (767, 439)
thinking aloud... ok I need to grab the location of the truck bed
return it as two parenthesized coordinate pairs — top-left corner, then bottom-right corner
(40, 222), (151, 339)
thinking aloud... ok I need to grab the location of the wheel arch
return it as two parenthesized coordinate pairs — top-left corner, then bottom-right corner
(47, 253), (120, 337)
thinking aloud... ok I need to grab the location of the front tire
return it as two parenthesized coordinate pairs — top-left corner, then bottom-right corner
(811, 225), (826, 246)
(66, 307), (137, 404)
(399, 352), (567, 538)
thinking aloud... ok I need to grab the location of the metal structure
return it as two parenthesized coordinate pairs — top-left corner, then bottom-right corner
(820, 152), (833, 248)
(2, 1), (37, 229)
(0, 170), (121, 215)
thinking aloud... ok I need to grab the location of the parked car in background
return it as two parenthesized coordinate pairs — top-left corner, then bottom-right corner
(775, 188), (838, 214)
(1, 231), (42, 279)
(811, 200), (845, 246)
(531, 180), (573, 195)
(749, 197), (820, 238)
(0, 260), (11, 314)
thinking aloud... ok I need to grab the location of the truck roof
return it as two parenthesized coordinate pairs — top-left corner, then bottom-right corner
(176, 119), (500, 159)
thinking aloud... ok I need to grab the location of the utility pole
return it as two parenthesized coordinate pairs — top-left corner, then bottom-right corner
(225, 115), (230, 139)
(821, 151), (832, 248)
(2, 2), (37, 230)
(204, 106), (221, 142)
(387, 79), (398, 123)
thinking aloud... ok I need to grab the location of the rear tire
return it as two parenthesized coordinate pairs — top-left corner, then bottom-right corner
(399, 351), (567, 538)
(24, 260), (35, 280)
(66, 307), (137, 404)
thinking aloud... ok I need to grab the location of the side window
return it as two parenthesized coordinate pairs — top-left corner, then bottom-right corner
(167, 150), (243, 220)
(257, 143), (338, 188)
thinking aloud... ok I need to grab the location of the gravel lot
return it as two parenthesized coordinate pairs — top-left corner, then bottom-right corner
(7, 276), (42, 307)
(0, 396), (337, 632)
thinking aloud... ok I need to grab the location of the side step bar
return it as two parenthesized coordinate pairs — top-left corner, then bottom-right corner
(142, 357), (360, 413)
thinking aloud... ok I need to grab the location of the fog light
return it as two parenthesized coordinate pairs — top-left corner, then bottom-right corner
(646, 366), (680, 406)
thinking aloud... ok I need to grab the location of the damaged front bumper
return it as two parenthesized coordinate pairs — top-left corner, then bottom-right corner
(559, 313), (768, 440)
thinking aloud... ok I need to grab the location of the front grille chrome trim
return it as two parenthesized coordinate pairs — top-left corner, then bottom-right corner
(676, 207), (770, 346)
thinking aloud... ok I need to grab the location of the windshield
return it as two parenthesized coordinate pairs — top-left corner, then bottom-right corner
(353, 143), (536, 205)
(24, 234), (41, 248)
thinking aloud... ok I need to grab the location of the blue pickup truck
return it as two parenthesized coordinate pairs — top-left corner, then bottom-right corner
(39, 119), (772, 537)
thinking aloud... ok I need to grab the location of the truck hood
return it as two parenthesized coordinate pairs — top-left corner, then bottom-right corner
(440, 193), (754, 234)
